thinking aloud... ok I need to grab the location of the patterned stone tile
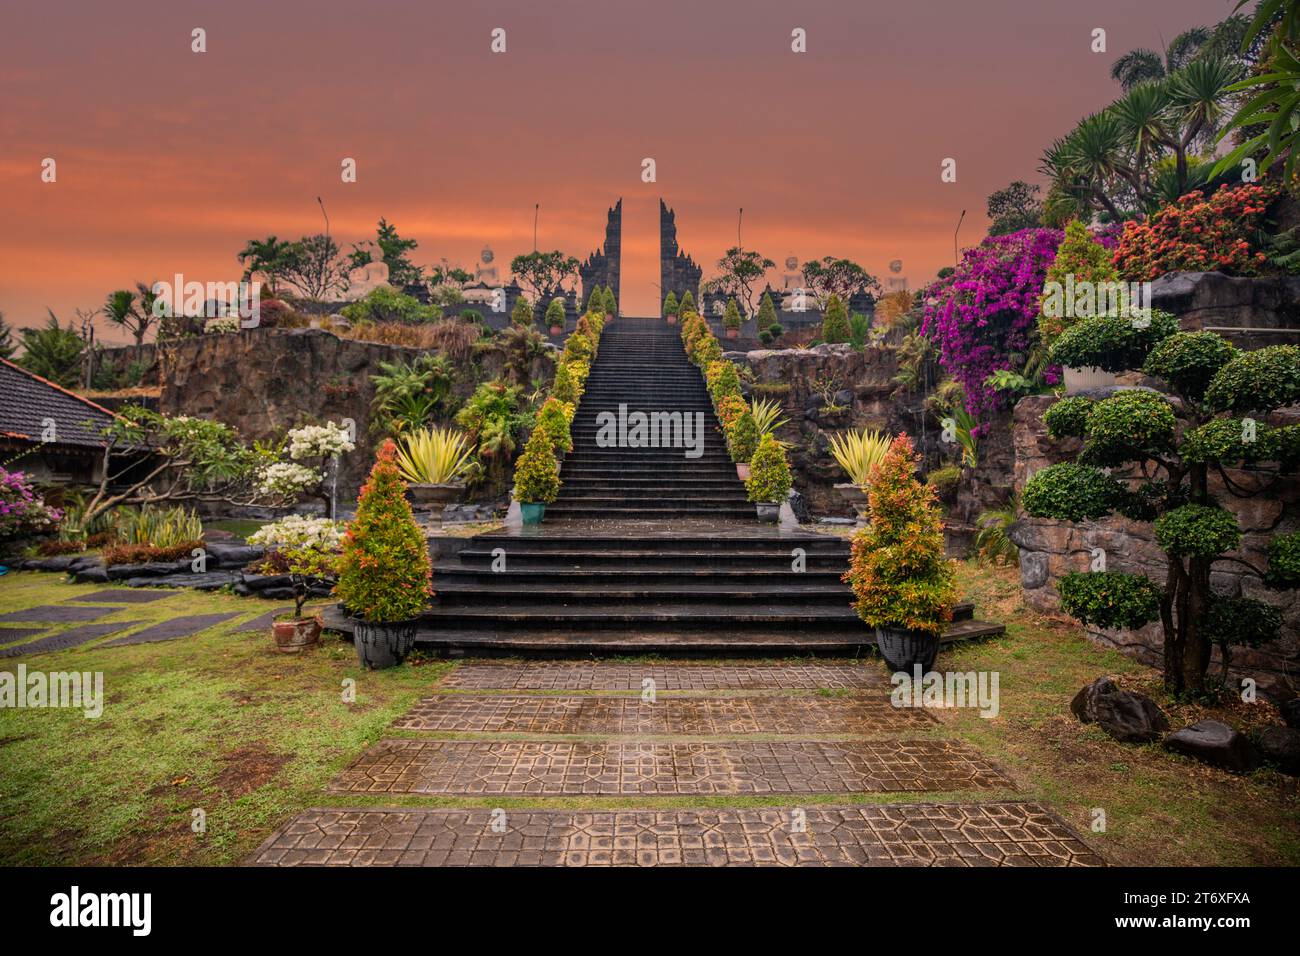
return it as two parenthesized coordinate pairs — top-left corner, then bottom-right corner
(249, 803), (1104, 867)
(101, 612), (241, 646)
(393, 694), (934, 735)
(330, 739), (1010, 796)
(441, 663), (880, 691)
(0, 604), (114, 623)
(0, 621), (143, 658)
(0, 627), (43, 646)
(68, 589), (176, 604)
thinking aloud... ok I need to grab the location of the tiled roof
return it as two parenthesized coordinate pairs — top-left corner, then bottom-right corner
(0, 358), (116, 450)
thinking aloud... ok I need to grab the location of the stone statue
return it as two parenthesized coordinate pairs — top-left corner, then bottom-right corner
(464, 244), (504, 305)
(780, 255), (816, 313)
(346, 240), (390, 298)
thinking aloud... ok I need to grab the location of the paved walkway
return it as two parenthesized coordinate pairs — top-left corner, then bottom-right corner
(253, 662), (1104, 867)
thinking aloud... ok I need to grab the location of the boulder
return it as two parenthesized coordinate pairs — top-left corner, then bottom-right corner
(1071, 676), (1169, 743)
(205, 543), (264, 568)
(1257, 727), (1300, 776)
(786, 489), (811, 524)
(73, 566), (109, 584)
(21, 555), (77, 572)
(1164, 719), (1259, 774)
(1282, 699), (1300, 730)
(241, 573), (293, 592)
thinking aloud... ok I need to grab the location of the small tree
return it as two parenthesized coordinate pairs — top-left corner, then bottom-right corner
(280, 234), (350, 301)
(986, 181), (1044, 236)
(821, 294), (850, 343)
(1037, 220), (1122, 354)
(663, 291), (679, 317)
(844, 433), (957, 636)
(745, 433), (792, 503)
(602, 286), (617, 317)
(723, 298), (742, 331)
(335, 441), (432, 624)
(18, 313), (85, 387)
(1024, 314), (1299, 695)
(679, 290), (696, 315)
(712, 248), (775, 315)
(512, 427), (561, 504)
(511, 250), (579, 300)
(585, 286), (604, 314)
(544, 297), (566, 330)
(756, 292), (778, 330)
(800, 257), (882, 310)
(237, 236), (293, 294)
(100, 286), (159, 347)
(510, 295), (535, 328)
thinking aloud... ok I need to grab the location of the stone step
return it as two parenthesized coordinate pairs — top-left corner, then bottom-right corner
(452, 550), (851, 571)
(463, 533), (849, 553)
(433, 582), (859, 608)
(432, 564), (859, 586)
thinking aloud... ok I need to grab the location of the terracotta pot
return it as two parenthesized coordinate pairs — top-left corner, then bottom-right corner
(725, 327), (740, 339)
(550, 324), (563, 335)
(736, 462), (751, 481)
(875, 626), (940, 674)
(1063, 366), (1116, 395)
(272, 616), (322, 653)
(407, 482), (463, 514)
(666, 315), (678, 325)
(755, 502), (780, 523)
(353, 618), (419, 669)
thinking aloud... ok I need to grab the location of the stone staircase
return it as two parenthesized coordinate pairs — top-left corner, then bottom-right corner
(326, 316), (1004, 655)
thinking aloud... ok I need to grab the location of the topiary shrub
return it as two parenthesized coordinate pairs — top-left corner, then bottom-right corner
(663, 290), (679, 317)
(714, 393), (748, 430)
(1037, 219), (1120, 352)
(745, 433), (792, 503)
(1021, 462), (1126, 522)
(1048, 311), (1179, 373)
(335, 441), (433, 624)
(511, 295), (535, 327)
(551, 362), (580, 405)
(843, 433), (956, 637)
(706, 359), (742, 403)
(602, 286), (617, 317)
(1143, 331), (1239, 402)
(1057, 571), (1162, 631)
(726, 410), (759, 464)
(585, 287), (604, 315)
(679, 290), (696, 314)
(821, 294), (850, 343)
(1043, 396), (1094, 439)
(536, 397), (573, 454)
(1204, 345), (1300, 415)
(544, 297), (566, 330)
(512, 427), (561, 504)
(1080, 389), (1176, 467)
(1026, 320), (1300, 695)
(723, 298), (742, 330)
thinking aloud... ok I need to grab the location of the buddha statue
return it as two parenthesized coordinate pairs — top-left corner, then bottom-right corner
(463, 245), (504, 305)
(780, 255), (815, 313)
(345, 240), (390, 298)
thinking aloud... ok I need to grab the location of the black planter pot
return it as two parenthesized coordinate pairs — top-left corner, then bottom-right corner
(353, 618), (419, 669)
(875, 626), (939, 674)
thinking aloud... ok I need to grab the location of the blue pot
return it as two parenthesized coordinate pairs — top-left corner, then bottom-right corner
(520, 502), (546, 525)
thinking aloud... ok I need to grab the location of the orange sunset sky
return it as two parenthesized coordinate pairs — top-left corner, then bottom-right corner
(1, 0), (1237, 342)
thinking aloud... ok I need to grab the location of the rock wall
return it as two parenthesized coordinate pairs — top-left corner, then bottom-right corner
(1009, 393), (1300, 701)
(159, 327), (548, 500)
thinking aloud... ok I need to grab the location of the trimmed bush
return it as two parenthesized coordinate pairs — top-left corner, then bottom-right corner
(844, 433), (956, 636)
(1081, 389), (1176, 466)
(536, 397), (573, 454)
(551, 362), (580, 405)
(706, 359), (742, 403)
(726, 410), (759, 464)
(1048, 311), (1179, 373)
(1143, 331), (1239, 402)
(544, 297), (566, 330)
(1204, 597), (1282, 650)
(1043, 397), (1094, 439)
(512, 427), (561, 504)
(1181, 418), (1279, 465)
(723, 298), (742, 331)
(745, 433), (792, 503)
(335, 441), (433, 623)
(1037, 219), (1120, 351)
(510, 295), (534, 327)
(663, 291), (679, 317)
(1153, 504), (1241, 559)
(1022, 462), (1126, 522)
(1057, 571), (1161, 631)
(715, 393), (748, 429)
(1204, 345), (1300, 415)
(1265, 532), (1300, 589)
(821, 294), (849, 343)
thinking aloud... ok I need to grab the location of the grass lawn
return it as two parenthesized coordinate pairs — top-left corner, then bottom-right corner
(0, 563), (1296, 866)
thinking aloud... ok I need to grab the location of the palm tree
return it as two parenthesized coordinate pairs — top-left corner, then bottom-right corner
(1165, 57), (1242, 191)
(1110, 26), (1213, 90)
(100, 287), (156, 347)
(237, 236), (292, 295)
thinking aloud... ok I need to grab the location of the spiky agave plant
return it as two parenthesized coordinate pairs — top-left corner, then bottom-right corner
(394, 427), (476, 485)
(827, 429), (892, 486)
(748, 398), (789, 441)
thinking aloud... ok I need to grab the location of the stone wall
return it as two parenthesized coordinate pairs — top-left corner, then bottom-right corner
(158, 327), (550, 501)
(1009, 394), (1300, 701)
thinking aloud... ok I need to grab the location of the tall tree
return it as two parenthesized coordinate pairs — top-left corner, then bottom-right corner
(709, 247), (775, 316)
(510, 250), (579, 300)
(985, 182), (1043, 235)
(18, 312), (86, 387)
(280, 234), (350, 301)
(1109, 26), (1213, 90)
(100, 284), (158, 347)
(236, 236), (293, 294)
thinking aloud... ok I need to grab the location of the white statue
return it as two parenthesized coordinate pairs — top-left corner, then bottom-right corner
(464, 244), (504, 306)
(346, 240), (390, 298)
(780, 255), (816, 313)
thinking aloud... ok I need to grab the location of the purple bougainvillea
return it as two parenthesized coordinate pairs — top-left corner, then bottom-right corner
(920, 227), (1063, 420)
(0, 468), (61, 540)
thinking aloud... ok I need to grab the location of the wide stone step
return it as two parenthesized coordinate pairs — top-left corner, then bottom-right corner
(462, 534), (850, 553)
(544, 505), (757, 519)
(452, 550), (851, 571)
(432, 564), (855, 585)
(433, 582), (858, 607)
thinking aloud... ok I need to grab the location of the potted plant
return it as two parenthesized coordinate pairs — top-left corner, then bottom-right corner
(723, 298), (742, 339)
(726, 409), (759, 480)
(513, 426), (561, 524)
(827, 429), (891, 523)
(843, 433), (957, 673)
(1038, 221), (1124, 394)
(394, 426), (477, 515)
(745, 433), (792, 522)
(663, 290), (679, 324)
(273, 544), (339, 652)
(535, 396), (575, 460)
(545, 297), (566, 336)
(334, 441), (433, 669)
(601, 286), (617, 321)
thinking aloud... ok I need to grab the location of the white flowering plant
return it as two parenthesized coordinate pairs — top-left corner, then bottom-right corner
(204, 316), (241, 334)
(256, 461), (322, 498)
(247, 515), (345, 552)
(288, 422), (355, 461)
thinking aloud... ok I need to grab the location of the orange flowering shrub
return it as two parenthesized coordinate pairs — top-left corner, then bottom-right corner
(843, 433), (956, 636)
(335, 440), (433, 623)
(1113, 183), (1278, 282)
